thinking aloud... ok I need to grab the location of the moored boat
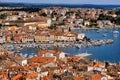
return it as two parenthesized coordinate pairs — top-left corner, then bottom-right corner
(75, 52), (92, 57)
(113, 30), (119, 34)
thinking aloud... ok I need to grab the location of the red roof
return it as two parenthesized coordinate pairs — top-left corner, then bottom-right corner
(30, 56), (55, 64)
(39, 50), (48, 55)
(12, 74), (23, 80)
(26, 71), (38, 79)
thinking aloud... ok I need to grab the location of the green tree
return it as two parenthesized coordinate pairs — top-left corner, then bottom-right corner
(115, 10), (120, 15)
(0, 13), (8, 19)
(48, 25), (56, 30)
(68, 27), (71, 32)
(116, 17), (120, 25)
(39, 13), (47, 17)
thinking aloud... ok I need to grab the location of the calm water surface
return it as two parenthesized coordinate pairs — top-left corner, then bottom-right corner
(64, 28), (120, 63)
(21, 28), (120, 63)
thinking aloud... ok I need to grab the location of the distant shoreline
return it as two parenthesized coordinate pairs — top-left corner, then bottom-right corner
(73, 26), (120, 30)
(1, 3), (120, 8)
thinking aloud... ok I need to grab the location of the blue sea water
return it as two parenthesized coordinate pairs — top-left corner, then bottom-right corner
(21, 28), (120, 63)
(1, 3), (120, 9)
(64, 28), (120, 63)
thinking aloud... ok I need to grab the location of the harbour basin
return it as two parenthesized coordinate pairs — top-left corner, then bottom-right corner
(21, 28), (120, 63)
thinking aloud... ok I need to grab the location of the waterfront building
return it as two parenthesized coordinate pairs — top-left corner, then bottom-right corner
(84, 20), (90, 26)
(5, 35), (12, 43)
(63, 32), (76, 41)
(0, 36), (6, 43)
(77, 33), (85, 40)
(13, 56), (27, 66)
(13, 34), (22, 43)
(39, 50), (66, 59)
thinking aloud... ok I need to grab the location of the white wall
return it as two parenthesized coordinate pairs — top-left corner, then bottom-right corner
(59, 52), (66, 59)
(78, 33), (85, 40)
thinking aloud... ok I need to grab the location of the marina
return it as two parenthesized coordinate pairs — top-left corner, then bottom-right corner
(0, 39), (113, 51)
(0, 28), (117, 62)
(1, 2), (120, 79)
(64, 28), (120, 63)
(0, 28), (118, 63)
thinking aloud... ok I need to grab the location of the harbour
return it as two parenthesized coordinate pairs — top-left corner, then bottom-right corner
(0, 27), (117, 63)
(64, 28), (120, 63)
(17, 28), (120, 63)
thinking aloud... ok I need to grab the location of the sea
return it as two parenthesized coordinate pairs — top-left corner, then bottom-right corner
(21, 28), (120, 63)
(4, 3), (120, 63)
(65, 28), (120, 63)
(1, 3), (120, 9)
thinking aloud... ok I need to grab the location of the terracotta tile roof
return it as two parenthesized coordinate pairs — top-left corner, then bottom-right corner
(26, 71), (38, 79)
(92, 74), (103, 80)
(74, 76), (85, 80)
(58, 69), (64, 75)
(8, 26), (18, 31)
(108, 79), (115, 80)
(0, 70), (8, 80)
(37, 22), (47, 24)
(68, 56), (81, 62)
(50, 50), (61, 55)
(23, 63), (40, 71)
(64, 32), (76, 37)
(39, 50), (61, 55)
(39, 50), (48, 55)
(42, 76), (50, 80)
(11, 74), (23, 80)
(30, 56), (55, 64)
(93, 62), (105, 68)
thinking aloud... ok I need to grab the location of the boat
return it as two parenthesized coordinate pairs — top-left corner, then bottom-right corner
(97, 30), (100, 33)
(103, 34), (107, 37)
(75, 52), (92, 57)
(76, 44), (81, 49)
(113, 31), (119, 34)
(23, 54), (28, 58)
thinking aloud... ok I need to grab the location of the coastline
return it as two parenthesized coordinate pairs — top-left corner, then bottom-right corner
(72, 25), (120, 30)
(1, 39), (113, 54)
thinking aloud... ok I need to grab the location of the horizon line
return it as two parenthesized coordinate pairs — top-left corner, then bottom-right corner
(1, 2), (120, 5)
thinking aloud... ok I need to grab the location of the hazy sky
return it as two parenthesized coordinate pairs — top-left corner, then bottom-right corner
(1, 0), (120, 5)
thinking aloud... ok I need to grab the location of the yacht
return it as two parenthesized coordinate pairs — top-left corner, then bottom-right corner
(113, 30), (119, 34)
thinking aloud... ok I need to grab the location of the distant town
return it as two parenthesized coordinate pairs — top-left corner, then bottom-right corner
(0, 5), (120, 80)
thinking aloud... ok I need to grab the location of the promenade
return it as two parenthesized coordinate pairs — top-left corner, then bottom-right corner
(0, 39), (113, 53)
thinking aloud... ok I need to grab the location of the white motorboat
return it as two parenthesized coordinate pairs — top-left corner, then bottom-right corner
(97, 30), (100, 33)
(113, 31), (119, 34)
(75, 52), (92, 57)
(103, 34), (107, 37)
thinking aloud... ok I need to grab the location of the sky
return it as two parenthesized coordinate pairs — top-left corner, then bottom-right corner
(1, 0), (120, 5)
